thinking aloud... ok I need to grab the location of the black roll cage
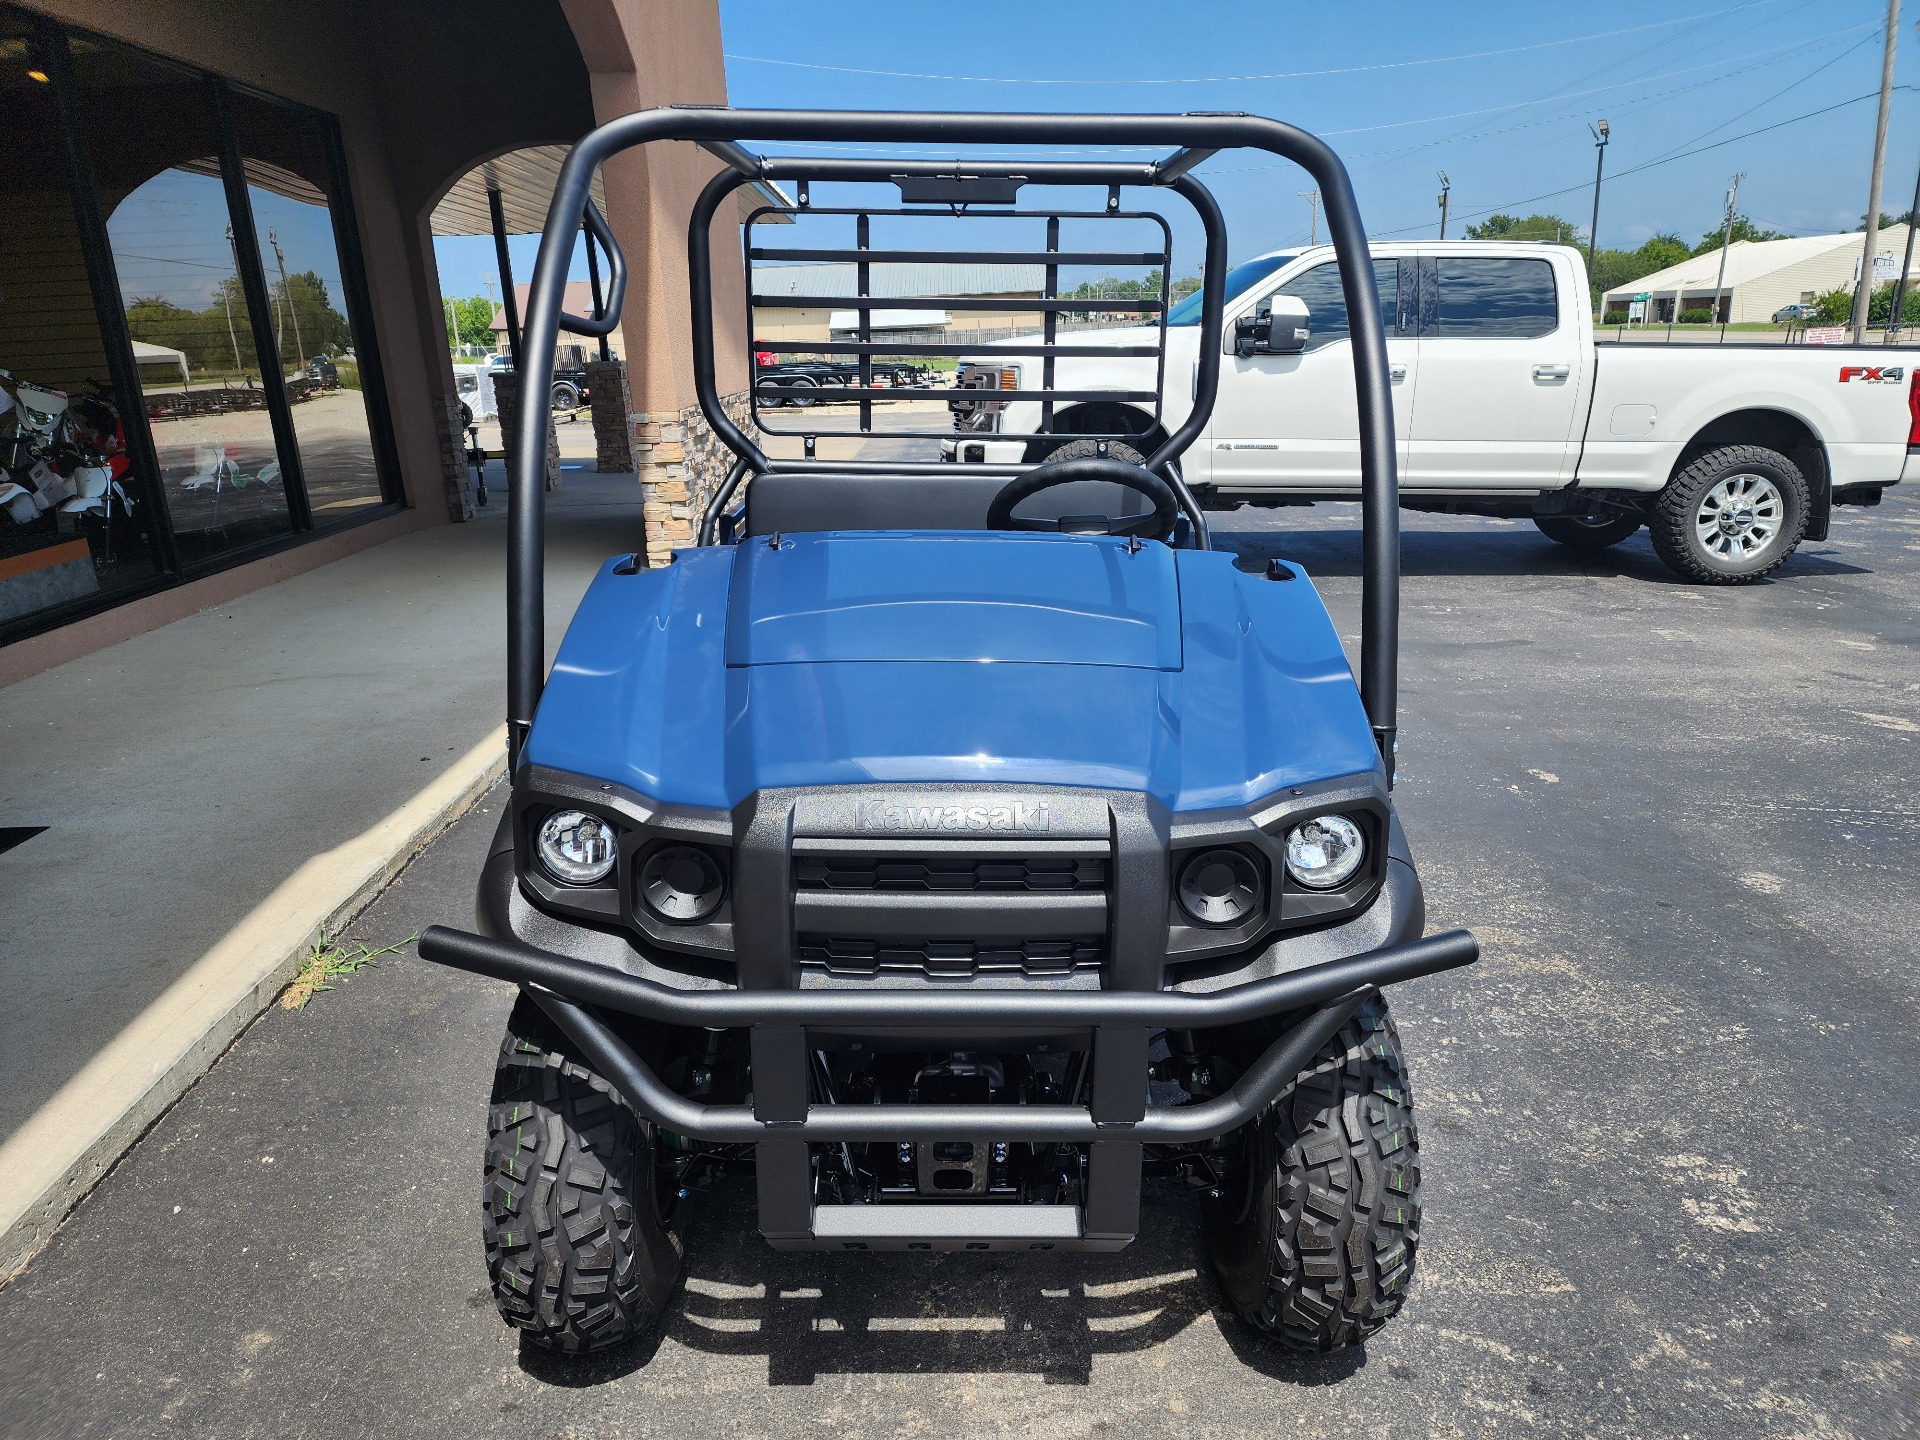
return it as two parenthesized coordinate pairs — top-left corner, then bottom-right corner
(508, 108), (1400, 772)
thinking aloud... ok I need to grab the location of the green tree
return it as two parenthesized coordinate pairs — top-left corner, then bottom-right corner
(1868, 280), (1920, 325)
(1589, 232), (1689, 294)
(124, 296), (199, 356)
(1815, 280), (1920, 326)
(448, 295), (497, 350)
(1587, 233), (1692, 310)
(1691, 214), (1785, 255)
(1463, 213), (1586, 245)
(1811, 286), (1855, 324)
(274, 270), (352, 361)
(1858, 209), (1919, 230)
(1634, 232), (1693, 274)
(126, 289), (252, 376)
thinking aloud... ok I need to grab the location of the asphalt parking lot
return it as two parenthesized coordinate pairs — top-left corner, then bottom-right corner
(2, 489), (1917, 1438)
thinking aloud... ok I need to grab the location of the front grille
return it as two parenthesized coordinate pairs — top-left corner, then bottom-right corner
(794, 854), (1108, 893)
(799, 935), (1105, 980)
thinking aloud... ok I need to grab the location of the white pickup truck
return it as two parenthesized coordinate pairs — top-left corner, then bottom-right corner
(943, 241), (1917, 583)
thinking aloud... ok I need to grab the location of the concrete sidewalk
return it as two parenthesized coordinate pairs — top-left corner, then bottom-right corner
(0, 432), (642, 1277)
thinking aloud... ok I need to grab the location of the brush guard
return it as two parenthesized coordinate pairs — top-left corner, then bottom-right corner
(419, 924), (1476, 1249)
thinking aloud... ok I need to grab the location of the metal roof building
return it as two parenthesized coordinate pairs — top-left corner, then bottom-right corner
(751, 262), (1046, 299)
(750, 262), (1048, 343)
(1601, 227), (1918, 324)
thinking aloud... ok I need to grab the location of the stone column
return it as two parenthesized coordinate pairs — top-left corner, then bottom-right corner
(632, 409), (686, 567)
(431, 391), (474, 521)
(491, 371), (561, 492)
(586, 359), (635, 471)
(634, 391), (750, 566)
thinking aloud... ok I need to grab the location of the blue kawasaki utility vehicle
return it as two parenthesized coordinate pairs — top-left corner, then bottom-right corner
(419, 107), (1478, 1358)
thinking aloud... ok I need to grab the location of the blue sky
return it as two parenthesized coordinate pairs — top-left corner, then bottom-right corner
(111, 171), (348, 311)
(433, 0), (1919, 298)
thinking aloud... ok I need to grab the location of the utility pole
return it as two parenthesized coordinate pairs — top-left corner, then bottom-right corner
(1587, 119), (1609, 277)
(1855, 0), (1901, 342)
(1712, 173), (1743, 324)
(1437, 172), (1450, 240)
(1891, 47), (1920, 337)
(1298, 189), (1321, 245)
(221, 222), (243, 373)
(268, 228), (304, 364)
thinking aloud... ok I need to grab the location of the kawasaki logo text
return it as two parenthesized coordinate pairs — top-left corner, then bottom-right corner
(854, 800), (1052, 833)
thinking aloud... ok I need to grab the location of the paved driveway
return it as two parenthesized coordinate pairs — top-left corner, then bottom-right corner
(1, 496), (1916, 1438)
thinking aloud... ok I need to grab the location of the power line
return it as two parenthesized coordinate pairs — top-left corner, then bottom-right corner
(1366, 21), (1866, 186)
(701, 29), (1837, 167)
(1329, 25), (1868, 140)
(722, 1), (1781, 86)
(1384, 0), (1824, 160)
(1370, 86), (1912, 238)
(1637, 29), (1880, 166)
(1191, 23), (1874, 179)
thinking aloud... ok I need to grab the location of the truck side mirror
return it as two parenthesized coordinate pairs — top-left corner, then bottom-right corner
(1233, 296), (1310, 357)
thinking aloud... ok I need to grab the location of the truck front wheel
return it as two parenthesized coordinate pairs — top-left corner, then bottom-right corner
(483, 995), (687, 1353)
(1202, 995), (1421, 1352)
(1533, 510), (1641, 550)
(1650, 445), (1808, 583)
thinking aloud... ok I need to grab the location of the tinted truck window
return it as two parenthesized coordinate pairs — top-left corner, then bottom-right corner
(1272, 259), (1402, 351)
(1428, 257), (1558, 338)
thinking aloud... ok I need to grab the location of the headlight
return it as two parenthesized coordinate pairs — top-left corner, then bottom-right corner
(1283, 815), (1365, 890)
(1176, 848), (1264, 926)
(536, 809), (618, 885)
(639, 844), (727, 922)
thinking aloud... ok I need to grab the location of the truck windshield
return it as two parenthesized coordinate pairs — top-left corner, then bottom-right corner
(1166, 254), (1298, 325)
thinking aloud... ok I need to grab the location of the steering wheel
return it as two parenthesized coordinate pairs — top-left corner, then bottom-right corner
(985, 454), (1181, 542)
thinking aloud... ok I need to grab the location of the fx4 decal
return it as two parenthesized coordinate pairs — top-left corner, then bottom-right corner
(1839, 365), (1905, 383)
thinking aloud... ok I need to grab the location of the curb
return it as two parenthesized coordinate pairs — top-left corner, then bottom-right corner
(0, 726), (508, 1282)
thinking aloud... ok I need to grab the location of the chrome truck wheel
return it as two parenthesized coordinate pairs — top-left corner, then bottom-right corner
(1650, 444), (1808, 584)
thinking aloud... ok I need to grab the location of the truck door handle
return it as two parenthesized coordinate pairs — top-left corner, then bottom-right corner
(1390, 365), (1407, 383)
(1533, 364), (1570, 382)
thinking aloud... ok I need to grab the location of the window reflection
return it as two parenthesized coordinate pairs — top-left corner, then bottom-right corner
(1273, 260), (1402, 351)
(72, 38), (292, 565)
(1429, 258), (1559, 339)
(228, 87), (383, 519)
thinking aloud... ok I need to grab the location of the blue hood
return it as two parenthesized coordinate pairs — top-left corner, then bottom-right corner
(526, 532), (1380, 813)
(726, 531), (1181, 670)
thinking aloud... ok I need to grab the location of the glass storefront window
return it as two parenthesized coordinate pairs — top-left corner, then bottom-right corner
(0, 13), (159, 627)
(0, 3), (399, 642)
(227, 88), (385, 521)
(69, 37), (295, 567)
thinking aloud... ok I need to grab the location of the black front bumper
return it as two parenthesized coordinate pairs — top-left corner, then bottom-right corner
(417, 911), (1474, 1251)
(420, 922), (1477, 1147)
(417, 782), (1476, 1250)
